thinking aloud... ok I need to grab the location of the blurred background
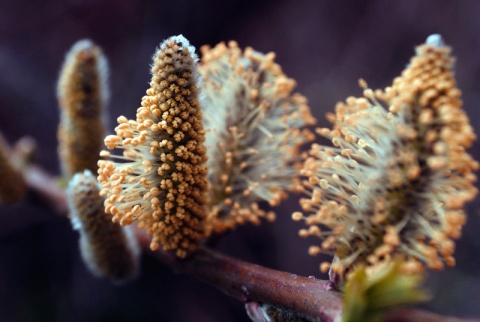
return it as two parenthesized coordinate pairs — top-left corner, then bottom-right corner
(1, 0), (480, 321)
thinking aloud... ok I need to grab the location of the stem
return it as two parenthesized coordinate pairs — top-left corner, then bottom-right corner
(172, 245), (342, 321)
(15, 163), (480, 322)
(23, 165), (68, 215)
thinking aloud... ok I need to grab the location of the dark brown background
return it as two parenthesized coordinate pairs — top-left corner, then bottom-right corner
(1, 0), (480, 321)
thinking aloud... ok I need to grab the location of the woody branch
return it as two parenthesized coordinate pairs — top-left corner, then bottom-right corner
(18, 162), (480, 322)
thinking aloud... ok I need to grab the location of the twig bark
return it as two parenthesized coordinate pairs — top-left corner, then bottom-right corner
(150, 238), (343, 321)
(14, 162), (480, 322)
(23, 165), (68, 215)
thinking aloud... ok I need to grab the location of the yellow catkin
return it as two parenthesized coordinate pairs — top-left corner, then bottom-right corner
(57, 39), (108, 178)
(67, 170), (140, 283)
(199, 41), (316, 235)
(98, 35), (208, 258)
(296, 34), (478, 277)
(0, 134), (26, 204)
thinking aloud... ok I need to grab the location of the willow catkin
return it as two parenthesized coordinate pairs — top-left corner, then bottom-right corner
(295, 35), (478, 276)
(199, 41), (315, 235)
(98, 35), (208, 258)
(67, 170), (140, 283)
(57, 39), (108, 178)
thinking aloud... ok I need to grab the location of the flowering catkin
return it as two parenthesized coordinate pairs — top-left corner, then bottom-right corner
(98, 35), (208, 258)
(67, 170), (140, 283)
(294, 35), (478, 276)
(57, 39), (108, 178)
(199, 41), (316, 234)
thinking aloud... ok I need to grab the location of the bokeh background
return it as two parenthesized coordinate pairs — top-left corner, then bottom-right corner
(1, 0), (480, 321)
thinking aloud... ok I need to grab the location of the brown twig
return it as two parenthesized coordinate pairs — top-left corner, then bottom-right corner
(180, 247), (343, 321)
(23, 164), (68, 215)
(16, 163), (480, 322)
(148, 236), (343, 321)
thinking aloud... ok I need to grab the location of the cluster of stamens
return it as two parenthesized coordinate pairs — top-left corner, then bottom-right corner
(293, 35), (478, 276)
(199, 41), (316, 234)
(97, 35), (208, 258)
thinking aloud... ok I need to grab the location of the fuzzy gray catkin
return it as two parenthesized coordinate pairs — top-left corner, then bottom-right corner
(57, 39), (109, 178)
(67, 170), (140, 283)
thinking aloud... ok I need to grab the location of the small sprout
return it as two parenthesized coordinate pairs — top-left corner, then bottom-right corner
(342, 261), (430, 322)
(246, 302), (314, 322)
